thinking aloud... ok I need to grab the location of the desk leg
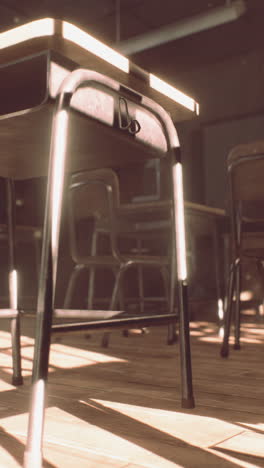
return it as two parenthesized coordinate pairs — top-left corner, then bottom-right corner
(24, 96), (67, 468)
(172, 150), (194, 408)
(6, 179), (23, 386)
(24, 248), (53, 468)
(167, 242), (178, 345)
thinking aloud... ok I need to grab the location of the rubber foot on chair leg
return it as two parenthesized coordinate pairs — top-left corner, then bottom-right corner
(220, 346), (229, 358)
(233, 343), (241, 350)
(12, 375), (23, 386)
(181, 396), (195, 409)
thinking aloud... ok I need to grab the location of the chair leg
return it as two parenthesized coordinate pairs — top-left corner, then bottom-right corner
(213, 221), (225, 324)
(33, 231), (42, 280)
(220, 261), (236, 358)
(167, 251), (178, 345)
(137, 265), (144, 314)
(6, 179), (23, 386)
(136, 239), (145, 314)
(234, 260), (241, 350)
(87, 230), (98, 309)
(64, 264), (86, 308)
(256, 260), (264, 322)
(102, 266), (126, 348)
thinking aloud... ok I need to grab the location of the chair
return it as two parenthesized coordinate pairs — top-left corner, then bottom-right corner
(221, 140), (264, 357)
(63, 167), (175, 346)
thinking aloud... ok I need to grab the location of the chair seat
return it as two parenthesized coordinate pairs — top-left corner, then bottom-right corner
(95, 201), (172, 234)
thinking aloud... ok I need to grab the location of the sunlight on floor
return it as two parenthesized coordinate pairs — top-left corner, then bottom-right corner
(0, 331), (127, 384)
(90, 399), (241, 447)
(0, 445), (20, 468)
(0, 407), (185, 468)
(192, 321), (264, 344)
(0, 322), (263, 467)
(89, 399), (264, 468)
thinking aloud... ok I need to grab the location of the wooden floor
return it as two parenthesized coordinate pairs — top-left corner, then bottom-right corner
(0, 317), (263, 468)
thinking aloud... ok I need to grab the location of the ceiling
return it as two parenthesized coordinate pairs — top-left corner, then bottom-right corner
(0, 1), (263, 51)
(0, 1), (232, 39)
(1, 1), (263, 67)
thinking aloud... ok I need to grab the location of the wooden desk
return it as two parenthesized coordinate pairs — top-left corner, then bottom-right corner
(0, 18), (198, 179)
(0, 19), (198, 467)
(120, 200), (229, 314)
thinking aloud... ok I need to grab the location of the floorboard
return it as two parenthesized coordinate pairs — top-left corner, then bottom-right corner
(0, 318), (263, 467)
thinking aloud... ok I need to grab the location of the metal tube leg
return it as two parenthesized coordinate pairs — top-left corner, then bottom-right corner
(34, 230), (42, 280)
(161, 266), (170, 305)
(24, 245), (54, 468)
(64, 265), (86, 308)
(171, 151), (194, 408)
(234, 260), (241, 350)
(87, 230), (98, 309)
(138, 265), (144, 313)
(220, 261), (236, 358)
(137, 240), (145, 314)
(256, 260), (264, 322)
(213, 221), (224, 325)
(167, 319), (177, 346)
(167, 245), (178, 345)
(177, 280), (194, 407)
(24, 94), (69, 468)
(6, 179), (23, 386)
(102, 266), (125, 348)
(161, 264), (176, 344)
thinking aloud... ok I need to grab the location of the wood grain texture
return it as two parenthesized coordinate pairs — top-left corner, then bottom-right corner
(0, 319), (263, 467)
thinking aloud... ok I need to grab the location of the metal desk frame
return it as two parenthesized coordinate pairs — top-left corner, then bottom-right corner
(23, 68), (194, 468)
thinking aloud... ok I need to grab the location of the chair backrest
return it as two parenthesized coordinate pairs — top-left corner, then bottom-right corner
(69, 168), (120, 222)
(228, 141), (264, 201)
(228, 141), (264, 220)
(68, 168), (121, 262)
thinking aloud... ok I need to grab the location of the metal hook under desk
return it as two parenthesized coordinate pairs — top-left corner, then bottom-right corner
(118, 97), (141, 135)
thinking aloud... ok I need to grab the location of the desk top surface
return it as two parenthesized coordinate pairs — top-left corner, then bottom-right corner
(0, 18), (198, 122)
(0, 18), (198, 180)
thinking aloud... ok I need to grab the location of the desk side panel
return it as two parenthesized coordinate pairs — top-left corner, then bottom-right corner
(0, 53), (49, 117)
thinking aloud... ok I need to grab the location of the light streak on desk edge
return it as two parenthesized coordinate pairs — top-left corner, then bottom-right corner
(0, 18), (54, 49)
(149, 74), (196, 113)
(0, 17), (198, 113)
